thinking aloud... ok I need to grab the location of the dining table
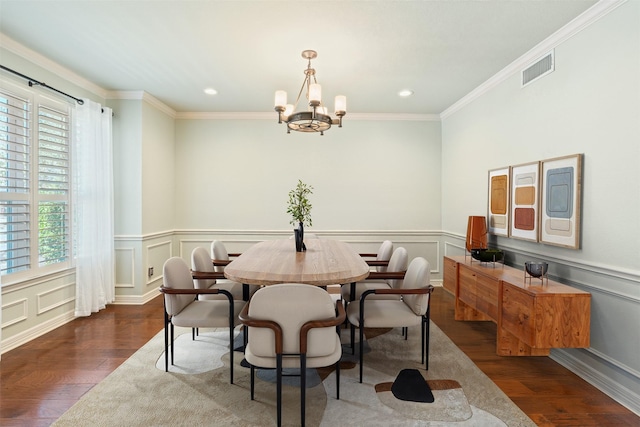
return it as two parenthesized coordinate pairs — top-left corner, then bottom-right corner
(223, 238), (370, 295)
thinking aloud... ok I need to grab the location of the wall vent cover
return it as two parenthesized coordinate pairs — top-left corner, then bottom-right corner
(522, 51), (554, 87)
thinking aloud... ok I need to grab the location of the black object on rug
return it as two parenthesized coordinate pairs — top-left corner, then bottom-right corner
(391, 368), (435, 403)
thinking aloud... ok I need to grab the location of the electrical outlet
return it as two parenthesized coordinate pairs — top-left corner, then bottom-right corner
(148, 267), (154, 277)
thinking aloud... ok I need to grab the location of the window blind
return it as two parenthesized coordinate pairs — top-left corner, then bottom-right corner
(37, 104), (70, 267)
(1, 90), (31, 274)
(1, 87), (72, 276)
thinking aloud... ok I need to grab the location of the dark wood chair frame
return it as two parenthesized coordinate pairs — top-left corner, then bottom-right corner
(350, 284), (435, 383)
(239, 299), (346, 427)
(158, 286), (236, 383)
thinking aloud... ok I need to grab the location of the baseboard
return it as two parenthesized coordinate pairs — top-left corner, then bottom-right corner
(112, 288), (160, 305)
(1, 310), (75, 355)
(551, 349), (640, 416)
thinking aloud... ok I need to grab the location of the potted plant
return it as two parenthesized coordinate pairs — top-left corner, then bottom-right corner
(286, 180), (313, 252)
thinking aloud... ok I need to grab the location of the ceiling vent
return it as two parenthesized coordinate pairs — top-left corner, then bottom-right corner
(522, 51), (554, 87)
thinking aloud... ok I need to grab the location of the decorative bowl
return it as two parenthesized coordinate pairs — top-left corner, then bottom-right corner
(525, 262), (548, 278)
(470, 248), (504, 263)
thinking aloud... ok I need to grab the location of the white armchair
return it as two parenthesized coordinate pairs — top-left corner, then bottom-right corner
(239, 284), (345, 427)
(346, 257), (434, 383)
(159, 257), (246, 383)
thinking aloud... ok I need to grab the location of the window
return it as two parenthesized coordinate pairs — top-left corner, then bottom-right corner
(1, 81), (72, 280)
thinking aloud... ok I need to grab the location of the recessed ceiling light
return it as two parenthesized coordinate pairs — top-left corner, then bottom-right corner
(398, 90), (414, 97)
(204, 88), (218, 95)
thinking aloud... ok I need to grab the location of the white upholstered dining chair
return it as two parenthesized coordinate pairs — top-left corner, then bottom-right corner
(159, 257), (246, 383)
(211, 240), (259, 300)
(239, 284), (345, 427)
(359, 239), (393, 272)
(191, 246), (244, 300)
(346, 256), (434, 383)
(341, 246), (408, 303)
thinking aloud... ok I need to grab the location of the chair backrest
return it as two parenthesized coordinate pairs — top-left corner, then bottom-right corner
(401, 257), (431, 316)
(387, 247), (408, 289)
(191, 247), (215, 289)
(210, 240), (229, 273)
(163, 257), (196, 316)
(376, 240), (393, 272)
(247, 284), (337, 358)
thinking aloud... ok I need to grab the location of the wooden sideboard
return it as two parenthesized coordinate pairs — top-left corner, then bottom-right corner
(443, 256), (591, 356)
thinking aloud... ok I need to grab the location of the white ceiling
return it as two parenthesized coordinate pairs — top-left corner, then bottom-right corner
(0, 0), (599, 115)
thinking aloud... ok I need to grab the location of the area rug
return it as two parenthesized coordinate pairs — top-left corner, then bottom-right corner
(53, 323), (536, 427)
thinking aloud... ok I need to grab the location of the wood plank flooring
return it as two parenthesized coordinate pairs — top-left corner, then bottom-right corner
(1, 287), (638, 426)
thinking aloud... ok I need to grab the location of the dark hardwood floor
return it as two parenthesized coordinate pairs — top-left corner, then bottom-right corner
(1, 287), (638, 426)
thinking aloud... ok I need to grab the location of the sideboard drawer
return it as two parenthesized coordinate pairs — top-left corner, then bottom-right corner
(475, 273), (500, 322)
(443, 257), (458, 295)
(501, 284), (535, 344)
(458, 265), (477, 308)
(457, 265), (500, 322)
(501, 282), (591, 348)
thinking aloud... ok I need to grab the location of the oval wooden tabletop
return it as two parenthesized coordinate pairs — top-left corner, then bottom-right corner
(224, 238), (370, 286)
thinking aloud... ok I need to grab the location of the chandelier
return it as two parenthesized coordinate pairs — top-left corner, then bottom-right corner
(274, 50), (346, 135)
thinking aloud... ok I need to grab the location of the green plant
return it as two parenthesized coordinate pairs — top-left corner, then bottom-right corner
(286, 179), (313, 226)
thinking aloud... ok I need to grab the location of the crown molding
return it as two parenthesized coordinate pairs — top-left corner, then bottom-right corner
(176, 111), (273, 120)
(106, 90), (177, 118)
(0, 33), (109, 100)
(440, 0), (628, 119)
(176, 111), (440, 121)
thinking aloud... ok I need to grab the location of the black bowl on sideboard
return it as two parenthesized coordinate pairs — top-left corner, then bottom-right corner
(470, 248), (504, 263)
(525, 261), (548, 278)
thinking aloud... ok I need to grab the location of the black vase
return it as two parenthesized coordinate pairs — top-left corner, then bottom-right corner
(294, 222), (306, 252)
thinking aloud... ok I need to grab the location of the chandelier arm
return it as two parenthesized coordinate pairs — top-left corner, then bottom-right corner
(293, 74), (308, 111)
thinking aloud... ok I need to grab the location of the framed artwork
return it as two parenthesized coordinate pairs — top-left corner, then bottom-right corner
(540, 154), (583, 249)
(488, 167), (510, 236)
(510, 162), (540, 242)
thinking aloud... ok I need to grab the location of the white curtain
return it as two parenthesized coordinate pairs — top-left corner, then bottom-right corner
(72, 99), (115, 316)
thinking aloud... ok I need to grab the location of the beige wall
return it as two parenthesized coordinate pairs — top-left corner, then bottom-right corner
(173, 118), (442, 231)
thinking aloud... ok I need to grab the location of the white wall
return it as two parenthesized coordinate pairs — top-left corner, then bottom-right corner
(441, 0), (640, 413)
